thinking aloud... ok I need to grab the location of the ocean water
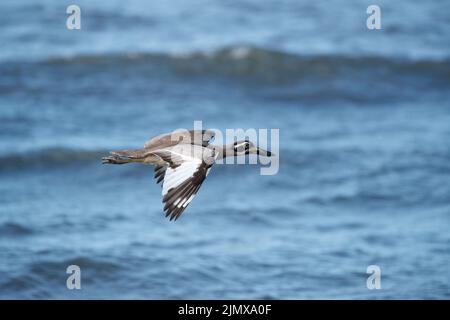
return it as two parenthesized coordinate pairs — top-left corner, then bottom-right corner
(0, 0), (449, 299)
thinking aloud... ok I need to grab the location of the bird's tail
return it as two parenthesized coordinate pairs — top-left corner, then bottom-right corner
(102, 149), (147, 164)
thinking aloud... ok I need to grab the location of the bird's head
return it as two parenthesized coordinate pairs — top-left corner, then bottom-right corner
(233, 140), (272, 157)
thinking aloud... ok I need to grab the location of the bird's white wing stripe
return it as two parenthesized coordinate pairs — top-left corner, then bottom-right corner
(177, 197), (188, 208)
(163, 167), (195, 195)
(174, 190), (196, 209)
(183, 194), (196, 208)
(163, 162), (197, 185)
(162, 159), (202, 196)
(169, 163), (196, 179)
(164, 168), (190, 186)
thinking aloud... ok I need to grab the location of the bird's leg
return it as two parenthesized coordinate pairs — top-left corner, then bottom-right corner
(102, 149), (148, 165)
(102, 154), (131, 164)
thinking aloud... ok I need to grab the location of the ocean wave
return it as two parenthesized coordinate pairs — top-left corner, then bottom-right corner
(28, 46), (450, 82)
(0, 256), (122, 296)
(29, 256), (122, 278)
(0, 222), (34, 237)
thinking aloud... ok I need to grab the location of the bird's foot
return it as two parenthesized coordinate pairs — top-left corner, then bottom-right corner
(102, 155), (127, 164)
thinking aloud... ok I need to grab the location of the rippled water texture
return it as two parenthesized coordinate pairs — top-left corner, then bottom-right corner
(0, 0), (449, 299)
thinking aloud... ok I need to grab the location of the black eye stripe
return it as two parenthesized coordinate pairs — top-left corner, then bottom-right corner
(234, 144), (248, 151)
(234, 142), (251, 152)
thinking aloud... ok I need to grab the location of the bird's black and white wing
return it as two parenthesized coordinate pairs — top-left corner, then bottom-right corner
(150, 145), (216, 221)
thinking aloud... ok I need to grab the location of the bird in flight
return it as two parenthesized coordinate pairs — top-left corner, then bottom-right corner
(102, 129), (272, 221)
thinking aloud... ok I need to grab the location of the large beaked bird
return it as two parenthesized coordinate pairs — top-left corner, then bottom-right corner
(102, 130), (272, 221)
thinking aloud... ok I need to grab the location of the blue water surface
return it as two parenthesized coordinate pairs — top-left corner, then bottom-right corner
(0, 0), (449, 299)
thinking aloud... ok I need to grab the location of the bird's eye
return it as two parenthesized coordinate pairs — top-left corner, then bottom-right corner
(234, 144), (246, 153)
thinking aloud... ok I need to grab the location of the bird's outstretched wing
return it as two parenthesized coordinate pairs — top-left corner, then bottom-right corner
(144, 129), (215, 150)
(150, 145), (216, 221)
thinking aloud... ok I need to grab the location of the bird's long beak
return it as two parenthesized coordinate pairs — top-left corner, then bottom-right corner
(254, 147), (273, 157)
